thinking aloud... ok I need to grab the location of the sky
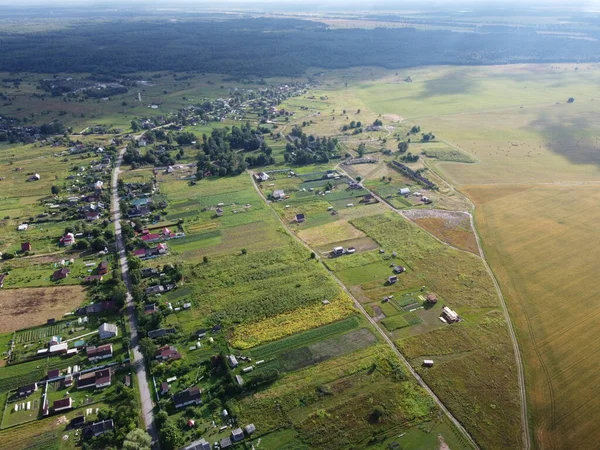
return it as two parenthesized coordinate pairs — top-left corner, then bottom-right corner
(1, 0), (600, 15)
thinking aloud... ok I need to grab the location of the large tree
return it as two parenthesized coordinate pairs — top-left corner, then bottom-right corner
(122, 428), (152, 450)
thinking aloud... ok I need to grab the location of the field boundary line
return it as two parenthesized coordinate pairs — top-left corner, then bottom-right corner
(249, 170), (480, 450)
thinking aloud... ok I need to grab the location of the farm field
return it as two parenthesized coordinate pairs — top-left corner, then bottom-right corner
(234, 344), (474, 450)
(0, 285), (86, 333)
(402, 209), (479, 255)
(335, 63), (600, 449)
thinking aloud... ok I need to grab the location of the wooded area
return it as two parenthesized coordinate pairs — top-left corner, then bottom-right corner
(2, 18), (600, 77)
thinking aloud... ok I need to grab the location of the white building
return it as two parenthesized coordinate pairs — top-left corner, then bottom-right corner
(98, 323), (118, 339)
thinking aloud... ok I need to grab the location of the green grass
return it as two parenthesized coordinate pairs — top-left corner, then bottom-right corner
(235, 344), (439, 450)
(381, 315), (410, 331)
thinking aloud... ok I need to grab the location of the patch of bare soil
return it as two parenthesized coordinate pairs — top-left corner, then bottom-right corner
(403, 209), (479, 255)
(372, 305), (386, 322)
(383, 114), (404, 122)
(0, 285), (87, 332)
(438, 435), (451, 450)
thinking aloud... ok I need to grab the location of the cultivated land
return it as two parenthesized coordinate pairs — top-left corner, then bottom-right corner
(0, 285), (86, 333)
(337, 63), (600, 450)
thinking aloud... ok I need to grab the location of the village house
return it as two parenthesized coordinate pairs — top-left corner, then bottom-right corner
(84, 274), (104, 283)
(184, 438), (211, 450)
(86, 211), (100, 221)
(53, 397), (72, 413)
(141, 232), (161, 243)
(78, 369), (112, 389)
(94, 369), (112, 388)
(141, 267), (159, 278)
(155, 345), (181, 361)
(83, 419), (114, 439)
(256, 172), (270, 182)
(47, 369), (60, 380)
(220, 437), (232, 449)
(86, 344), (113, 362)
(228, 355), (238, 368)
(144, 303), (158, 315)
(442, 306), (459, 323)
(70, 415), (86, 429)
(60, 232), (75, 246)
(21, 242), (32, 252)
(49, 342), (68, 354)
(98, 323), (118, 339)
(148, 328), (176, 339)
(133, 248), (147, 258)
(388, 275), (398, 284)
(17, 383), (38, 397)
(146, 285), (165, 295)
(172, 386), (202, 409)
(97, 261), (108, 275)
(231, 428), (244, 442)
(272, 189), (285, 200)
(52, 267), (70, 281)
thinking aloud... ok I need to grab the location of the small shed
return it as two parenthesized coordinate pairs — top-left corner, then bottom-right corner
(423, 360), (434, 367)
(21, 242), (32, 252)
(387, 275), (398, 284)
(295, 213), (305, 223)
(426, 293), (438, 304)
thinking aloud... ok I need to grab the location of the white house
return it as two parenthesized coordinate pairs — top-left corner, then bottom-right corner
(98, 323), (118, 339)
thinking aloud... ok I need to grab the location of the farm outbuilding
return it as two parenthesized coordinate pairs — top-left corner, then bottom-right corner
(52, 267), (70, 281)
(442, 306), (459, 323)
(423, 360), (434, 367)
(426, 293), (438, 304)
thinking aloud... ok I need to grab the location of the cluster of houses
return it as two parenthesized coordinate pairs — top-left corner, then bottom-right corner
(34, 322), (117, 361)
(131, 227), (184, 260)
